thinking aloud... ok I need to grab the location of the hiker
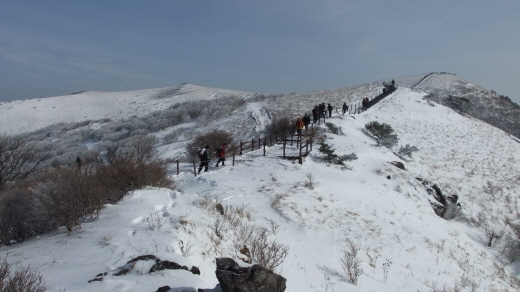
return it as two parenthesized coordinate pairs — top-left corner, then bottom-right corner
(197, 145), (211, 173)
(342, 103), (348, 115)
(302, 113), (311, 130)
(215, 143), (227, 167)
(312, 106), (319, 123)
(391, 79), (395, 87)
(295, 117), (304, 137)
(362, 98), (367, 111)
(327, 104), (333, 118)
(319, 103), (326, 119)
(76, 156), (82, 168)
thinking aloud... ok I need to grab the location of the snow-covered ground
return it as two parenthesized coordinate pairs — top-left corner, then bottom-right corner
(1, 86), (520, 291)
(0, 84), (254, 135)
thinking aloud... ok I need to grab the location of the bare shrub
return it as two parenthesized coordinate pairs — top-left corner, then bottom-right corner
(249, 228), (289, 272)
(340, 240), (364, 285)
(95, 158), (173, 203)
(178, 240), (194, 257)
(36, 167), (103, 232)
(105, 135), (157, 165)
(503, 220), (520, 263)
(304, 172), (316, 190)
(0, 257), (46, 292)
(306, 125), (326, 144)
(0, 188), (54, 245)
(483, 223), (504, 247)
(147, 210), (165, 231)
(0, 135), (46, 191)
(264, 117), (293, 138)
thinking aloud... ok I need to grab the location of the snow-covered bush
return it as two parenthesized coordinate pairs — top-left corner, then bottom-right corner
(249, 228), (289, 272)
(364, 121), (398, 148)
(0, 257), (46, 292)
(340, 240), (363, 285)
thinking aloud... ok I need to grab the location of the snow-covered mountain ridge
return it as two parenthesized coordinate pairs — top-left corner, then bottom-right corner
(0, 84), (255, 135)
(1, 76), (520, 291)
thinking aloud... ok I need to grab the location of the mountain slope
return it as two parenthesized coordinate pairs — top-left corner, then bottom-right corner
(1, 87), (519, 291)
(409, 72), (520, 138)
(0, 84), (255, 135)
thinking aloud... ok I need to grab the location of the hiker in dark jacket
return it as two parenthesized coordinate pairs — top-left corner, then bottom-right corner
(319, 103), (326, 119)
(302, 114), (311, 130)
(327, 104), (333, 117)
(215, 143), (227, 167)
(342, 103), (348, 115)
(312, 106), (319, 123)
(198, 145), (211, 173)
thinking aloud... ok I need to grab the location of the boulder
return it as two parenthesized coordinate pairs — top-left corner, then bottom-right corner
(215, 257), (286, 292)
(416, 177), (462, 219)
(390, 161), (405, 170)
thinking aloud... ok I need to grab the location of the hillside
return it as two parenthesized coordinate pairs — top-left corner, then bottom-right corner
(0, 84), (255, 135)
(1, 83), (520, 291)
(410, 72), (520, 138)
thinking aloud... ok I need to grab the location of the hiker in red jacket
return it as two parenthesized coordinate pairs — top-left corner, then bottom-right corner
(215, 143), (227, 167)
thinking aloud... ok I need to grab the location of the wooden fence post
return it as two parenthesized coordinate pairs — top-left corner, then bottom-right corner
(283, 136), (286, 158)
(263, 139), (266, 156)
(193, 160), (197, 176)
(299, 142), (303, 165)
(251, 139), (254, 152)
(233, 152), (235, 166)
(176, 160), (180, 175)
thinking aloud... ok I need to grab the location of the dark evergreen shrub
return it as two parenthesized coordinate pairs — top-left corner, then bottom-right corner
(325, 122), (344, 135)
(365, 121), (398, 148)
(318, 143), (357, 166)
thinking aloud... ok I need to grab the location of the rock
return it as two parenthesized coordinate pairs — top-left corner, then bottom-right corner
(390, 161), (405, 170)
(190, 266), (201, 275)
(216, 203), (225, 215)
(416, 177), (462, 219)
(156, 286), (171, 292)
(91, 255), (201, 285)
(215, 257), (286, 292)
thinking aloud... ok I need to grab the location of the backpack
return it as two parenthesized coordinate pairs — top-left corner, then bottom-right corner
(216, 146), (223, 156)
(198, 149), (204, 158)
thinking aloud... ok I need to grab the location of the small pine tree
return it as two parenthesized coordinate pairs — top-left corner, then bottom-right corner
(365, 121), (398, 148)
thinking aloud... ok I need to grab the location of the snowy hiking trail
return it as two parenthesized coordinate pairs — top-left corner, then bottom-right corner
(2, 87), (520, 291)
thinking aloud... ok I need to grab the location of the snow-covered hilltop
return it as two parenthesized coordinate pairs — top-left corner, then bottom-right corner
(0, 84), (255, 135)
(1, 76), (520, 291)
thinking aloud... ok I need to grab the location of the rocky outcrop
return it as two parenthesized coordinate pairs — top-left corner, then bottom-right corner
(215, 257), (286, 292)
(89, 254), (200, 283)
(416, 177), (462, 219)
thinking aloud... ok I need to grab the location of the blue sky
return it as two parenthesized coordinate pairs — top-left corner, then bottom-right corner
(1, 1), (519, 104)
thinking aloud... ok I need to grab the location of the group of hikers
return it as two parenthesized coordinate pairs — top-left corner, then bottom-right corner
(197, 80), (398, 173)
(197, 143), (226, 173)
